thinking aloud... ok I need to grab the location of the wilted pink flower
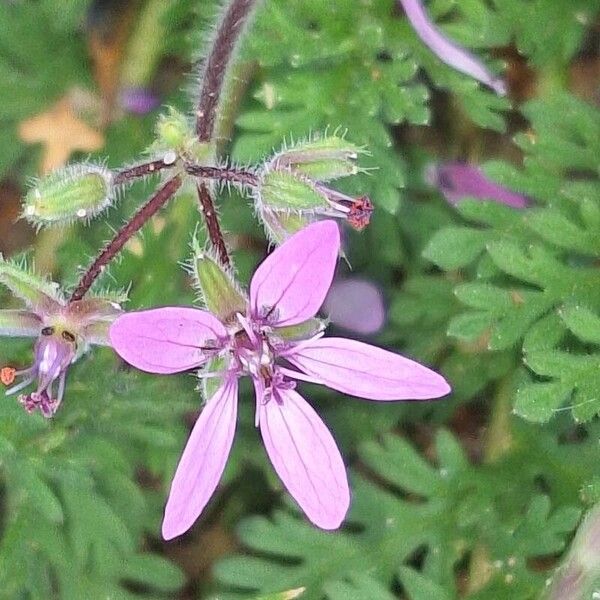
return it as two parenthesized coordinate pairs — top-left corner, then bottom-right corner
(427, 162), (529, 208)
(398, 0), (506, 95)
(0, 256), (122, 417)
(110, 221), (450, 539)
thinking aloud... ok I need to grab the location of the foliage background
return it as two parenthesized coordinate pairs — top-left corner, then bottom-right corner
(1, 0), (600, 598)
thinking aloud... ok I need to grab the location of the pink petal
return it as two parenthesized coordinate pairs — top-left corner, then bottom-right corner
(428, 162), (529, 209)
(109, 307), (226, 374)
(399, 0), (506, 95)
(288, 337), (451, 400)
(162, 377), (238, 540)
(250, 220), (340, 327)
(259, 387), (349, 529)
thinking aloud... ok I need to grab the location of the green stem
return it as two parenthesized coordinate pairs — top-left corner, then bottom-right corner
(120, 0), (169, 87)
(467, 375), (514, 594)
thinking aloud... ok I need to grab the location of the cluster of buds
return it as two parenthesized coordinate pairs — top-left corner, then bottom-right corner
(0, 256), (123, 417)
(253, 134), (374, 242)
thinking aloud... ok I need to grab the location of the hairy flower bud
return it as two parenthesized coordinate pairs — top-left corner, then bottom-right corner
(258, 208), (314, 244)
(254, 134), (373, 239)
(155, 107), (189, 151)
(270, 135), (364, 181)
(22, 164), (114, 227)
(152, 107), (215, 165)
(192, 242), (246, 324)
(259, 169), (329, 212)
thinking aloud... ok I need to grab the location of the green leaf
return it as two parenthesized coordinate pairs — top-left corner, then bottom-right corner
(423, 227), (487, 269)
(398, 566), (454, 600)
(121, 554), (186, 592)
(560, 304), (600, 345)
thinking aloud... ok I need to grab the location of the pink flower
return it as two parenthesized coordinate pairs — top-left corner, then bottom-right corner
(0, 255), (122, 417)
(398, 0), (506, 95)
(109, 221), (451, 539)
(427, 162), (529, 209)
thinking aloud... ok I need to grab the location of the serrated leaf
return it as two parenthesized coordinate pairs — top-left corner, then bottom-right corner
(423, 227), (487, 269)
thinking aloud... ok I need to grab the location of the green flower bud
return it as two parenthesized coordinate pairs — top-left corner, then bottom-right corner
(193, 244), (246, 323)
(271, 135), (364, 181)
(152, 107), (216, 165)
(258, 169), (328, 212)
(259, 208), (314, 244)
(155, 107), (189, 150)
(23, 164), (114, 227)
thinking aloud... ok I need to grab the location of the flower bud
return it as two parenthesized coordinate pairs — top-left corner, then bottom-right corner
(259, 169), (329, 212)
(153, 107), (215, 164)
(22, 164), (114, 227)
(192, 244), (246, 323)
(258, 208), (313, 244)
(271, 135), (364, 181)
(155, 107), (189, 150)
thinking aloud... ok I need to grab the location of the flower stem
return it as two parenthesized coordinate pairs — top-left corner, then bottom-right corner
(467, 375), (514, 593)
(113, 159), (172, 186)
(196, 183), (231, 267)
(195, 0), (259, 142)
(193, 0), (260, 268)
(69, 176), (182, 302)
(184, 163), (258, 187)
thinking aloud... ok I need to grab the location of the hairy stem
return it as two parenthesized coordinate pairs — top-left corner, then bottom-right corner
(197, 183), (231, 268)
(70, 176), (182, 302)
(195, 0), (258, 141)
(193, 0), (259, 268)
(113, 159), (173, 186)
(185, 163), (258, 187)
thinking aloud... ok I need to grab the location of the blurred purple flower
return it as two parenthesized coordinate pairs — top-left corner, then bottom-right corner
(323, 278), (385, 335)
(110, 221), (451, 539)
(119, 87), (160, 115)
(427, 162), (529, 209)
(398, 0), (506, 95)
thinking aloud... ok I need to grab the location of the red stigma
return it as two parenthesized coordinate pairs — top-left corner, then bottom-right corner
(347, 196), (374, 230)
(1, 367), (16, 386)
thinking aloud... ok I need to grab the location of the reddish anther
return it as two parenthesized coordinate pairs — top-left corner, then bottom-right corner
(1, 367), (16, 386)
(348, 196), (374, 230)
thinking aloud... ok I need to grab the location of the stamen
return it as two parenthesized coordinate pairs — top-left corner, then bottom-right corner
(5, 371), (36, 396)
(347, 196), (373, 230)
(237, 313), (258, 345)
(278, 366), (324, 385)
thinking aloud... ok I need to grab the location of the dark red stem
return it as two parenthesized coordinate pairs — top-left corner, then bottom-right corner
(195, 0), (258, 141)
(70, 176), (182, 302)
(113, 160), (172, 186)
(196, 183), (231, 268)
(194, 0), (258, 268)
(185, 163), (258, 187)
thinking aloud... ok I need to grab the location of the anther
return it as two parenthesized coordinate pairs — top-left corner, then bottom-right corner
(62, 331), (76, 343)
(1, 367), (16, 386)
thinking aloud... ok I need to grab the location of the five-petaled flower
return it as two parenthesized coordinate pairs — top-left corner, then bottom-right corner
(0, 256), (122, 417)
(109, 221), (451, 539)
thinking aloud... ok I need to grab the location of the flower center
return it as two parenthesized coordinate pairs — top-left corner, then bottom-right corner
(228, 313), (286, 385)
